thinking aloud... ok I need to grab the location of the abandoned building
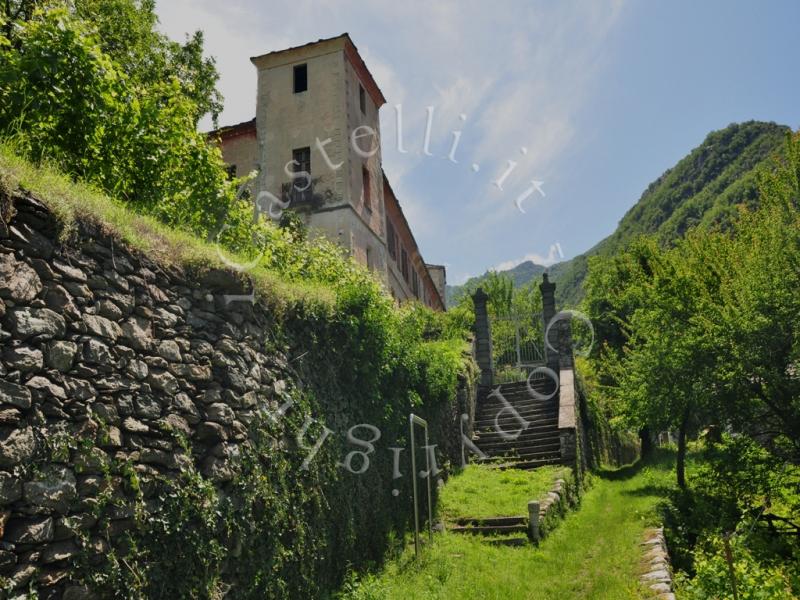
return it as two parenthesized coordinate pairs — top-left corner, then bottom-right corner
(209, 34), (446, 311)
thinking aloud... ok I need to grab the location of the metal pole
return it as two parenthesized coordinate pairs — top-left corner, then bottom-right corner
(409, 413), (432, 557)
(410, 413), (420, 557)
(424, 426), (433, 545)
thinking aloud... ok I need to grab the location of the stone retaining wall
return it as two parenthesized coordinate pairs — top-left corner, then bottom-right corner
(0, 192), (474, 598)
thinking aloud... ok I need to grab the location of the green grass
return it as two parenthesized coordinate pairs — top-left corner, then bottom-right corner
(340, 451), (679, 600)
(0, 143), (334, 312)
(439, 464), (568, 520)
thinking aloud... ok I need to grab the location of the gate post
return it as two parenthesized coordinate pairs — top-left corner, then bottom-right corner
(472, 287), (494, 386)
(539, 273), (560, 374)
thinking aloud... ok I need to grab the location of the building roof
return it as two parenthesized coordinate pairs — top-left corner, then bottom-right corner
(250, 33), (387, 107)
(206, 117), (256, 141)
(382, 172), (445, 310)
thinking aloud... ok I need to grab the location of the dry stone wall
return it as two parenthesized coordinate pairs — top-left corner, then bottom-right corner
(0, 193), (473, 598)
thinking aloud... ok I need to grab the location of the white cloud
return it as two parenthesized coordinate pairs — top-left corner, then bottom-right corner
(493, 243), (566, 271)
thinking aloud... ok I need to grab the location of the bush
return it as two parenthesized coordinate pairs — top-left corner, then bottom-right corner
(676, 534), (799, 600)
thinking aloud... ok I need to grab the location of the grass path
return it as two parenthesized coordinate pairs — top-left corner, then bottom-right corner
(340, 452), (676, 600)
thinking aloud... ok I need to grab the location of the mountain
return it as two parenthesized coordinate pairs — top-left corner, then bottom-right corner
(445, 261), (546, 306)
(447, 121), (789, 308)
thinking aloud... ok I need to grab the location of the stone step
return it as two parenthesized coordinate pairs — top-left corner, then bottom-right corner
(448, 524), (529, 536)
(477, 434), (562, 453)
(477, 400), (557, 415)
(483, 444), (562, 461)
(472, 412), (558, 429)
(475, 404), (558, 421)
(487, 537), (529, 547)
(483, 385), (555, 396)
(483, 455), (565, 470)
(510, 457), (566, 470)
(473, 420), (560, 440)
(452, 516), (526, 527)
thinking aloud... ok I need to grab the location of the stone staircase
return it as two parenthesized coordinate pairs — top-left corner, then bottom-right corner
(448, 516), (530, 546)
(472, 377), (563, 469)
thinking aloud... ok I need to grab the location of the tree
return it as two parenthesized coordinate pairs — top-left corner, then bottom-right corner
(1, 0), (222, 124)
(0, 6), (253, 250)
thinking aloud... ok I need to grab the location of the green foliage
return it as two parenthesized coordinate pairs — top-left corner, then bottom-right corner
(676, 534), (799, 600)
(0, 5), (255, 251)
(585, 131), (800, 594)
(438, 464), (567, 520)
(339, 452), (677, 600)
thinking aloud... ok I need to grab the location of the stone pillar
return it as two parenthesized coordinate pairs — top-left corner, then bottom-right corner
(528, 500), (541, 542)
(472, 287), (493, 386)
(539, 273), (560, 374)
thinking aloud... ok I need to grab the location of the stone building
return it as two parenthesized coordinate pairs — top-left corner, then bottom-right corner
(209, 34), (445, 310)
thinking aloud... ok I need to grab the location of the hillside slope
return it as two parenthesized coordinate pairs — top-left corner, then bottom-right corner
(447, 121), (788, 308)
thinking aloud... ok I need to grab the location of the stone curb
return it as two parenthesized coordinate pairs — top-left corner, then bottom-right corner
(640, 526), (676, 600)
(528, 476), (578, 542)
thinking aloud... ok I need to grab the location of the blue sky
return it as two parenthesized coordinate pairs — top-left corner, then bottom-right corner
(157, 0), (800, 284)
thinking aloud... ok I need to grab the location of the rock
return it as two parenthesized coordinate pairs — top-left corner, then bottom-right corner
(41, 540), (78, 564)
(133, 395), (161, 420)
(157, 340), (182, 362)
(83, 314), (122, 340)
(0, 407), (22, 426)
(83, 338), (112, 364)
(5, 516), (53, 543)
(26, 376), (66, 401)
(172, 393), (200, 424)
(52, 260), (87, 282)
(63, 585), (95, 600)
(153, 307), (179, 328)
(7, 307), (65, 340)
(206, 403), (235, 425)
(122, 417), (149, 434)
(126, 359), (148, 380)
(2, 346), (43, 372)
(0, 548), (15, 569)
(64, 378), (95, 401)
(23, 465), (77, 513)
(0, 470), (23, 503)
(650, 582), (672, 594)
(120, 315), (152, 350)
(139, 448), (180, 469)
(43, 284), (79, 318)
(202, 455), (234, 481)
(643, 569), (671, 582)
(74, 447), (109, 474)
(96, 298), (123, 320)
(0, 426), (36, 468)
(160, 413), (191, 437)
(196, 421), (227, 442)
(147, 370), (179, 395)
(103, 426), (123, 447)
(7, 562), (37, 589)
(44, 340), (77, 372)
(58, 513), (97, 534)
(0, 253), (42, 303)
(37, 567), (69, 586)
(0, 379), (32, 409)
(169, 362), (212, 382)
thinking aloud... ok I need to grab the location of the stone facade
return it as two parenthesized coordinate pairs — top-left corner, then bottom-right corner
(209, 34), (445, 311)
